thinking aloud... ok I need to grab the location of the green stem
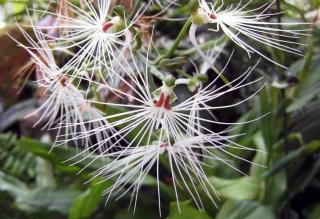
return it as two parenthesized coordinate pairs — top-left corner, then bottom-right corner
(175, 35), (229, 56)
(176, 69), (192, 78)
(281, 0), (306, 21)
(138, 52), (166, 81)
(155, 17), (193, 65)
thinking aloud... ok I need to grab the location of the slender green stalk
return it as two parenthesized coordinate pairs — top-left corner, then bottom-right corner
(154, 17), (193, 65)
(176, 69), (192, 78)
(281, 0), (306, 20)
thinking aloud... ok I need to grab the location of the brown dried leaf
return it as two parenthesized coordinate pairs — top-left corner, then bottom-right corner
(0, 25), (33, 99)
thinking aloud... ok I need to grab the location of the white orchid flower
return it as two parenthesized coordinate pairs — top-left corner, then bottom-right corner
(189, 0), (310, 68)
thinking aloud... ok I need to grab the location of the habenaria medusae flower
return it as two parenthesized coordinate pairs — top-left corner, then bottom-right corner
(189, 0), (310, 68)
(10, 24), (79, 129)
(75, 50), (264, 156)
(91, 127), (260, 214)
(32, 0), (145, 83)
(72, 52), (264, 212)
(12, 23), (117, 152)
(92, 133), (224, 214)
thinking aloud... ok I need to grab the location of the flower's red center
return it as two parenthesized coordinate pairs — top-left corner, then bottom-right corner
(209, 14), (217, 20)
(154, 93), (171, 110)
(59, 77), (67, 87)
(160, 143), (169, 148)
(102, 22), (113, 32)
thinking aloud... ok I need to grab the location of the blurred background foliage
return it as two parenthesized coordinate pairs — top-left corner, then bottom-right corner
(0, 0), (320, 219)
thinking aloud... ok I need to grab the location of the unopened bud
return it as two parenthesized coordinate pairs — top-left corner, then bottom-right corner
(159, 57), (187, 71)
(164, 75), (176, 87)
(190, 1), (209, 26)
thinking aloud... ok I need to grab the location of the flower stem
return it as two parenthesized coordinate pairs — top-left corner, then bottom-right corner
(155, 17), (193, 65)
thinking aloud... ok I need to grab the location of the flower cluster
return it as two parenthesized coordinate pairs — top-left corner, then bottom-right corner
(12, 0), (308, 214)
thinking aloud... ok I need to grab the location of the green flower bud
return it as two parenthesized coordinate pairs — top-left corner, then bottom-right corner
(188, 77), (199, 92)
(192, 8), (209, 26)
(189, 0), (209, 26)
(159, 57), (188, 71)
(189, 0), (200, 14)
(111, 16), (126, 33)
(164, 75), (176, 87)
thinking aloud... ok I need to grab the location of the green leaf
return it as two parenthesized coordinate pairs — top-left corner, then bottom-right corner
(113, 208), (160, 219)
(68, 179), (111, 219)
(209, 177), (260, 201)
(264, 171), (287, 207)
(0, 133), (36, 178)
(216, 200), (276, 219)
(250, 133), (267, 177)
(0, 171), (27, 197)
(259, 86), (281, 150)
(35, 158), (56, 188)
(264, 141), (320, 177)
(18, 137), (109, 174)
(17, 188), (81, 214)
(287, 54), (320, 112)
(167, 201), (211, 219)
(0, 171), (80, 214)
(307, 204), (320, 219)
(287, 84), (320, 113)
(12, 1), (27, 14)
(291, 100), (320, 142)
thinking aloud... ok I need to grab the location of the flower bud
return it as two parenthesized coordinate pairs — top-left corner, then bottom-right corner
(189, 0), (209, 26)
(189, 0), (200, 14)
(111, 16), (126, 33)
(159, 57), (187, 71)
(187, 74), (208, 92)
(164, 75), (176, 87)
